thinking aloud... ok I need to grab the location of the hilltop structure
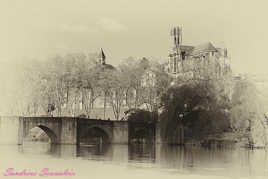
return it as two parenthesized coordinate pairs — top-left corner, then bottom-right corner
(166, 27), (231, 79)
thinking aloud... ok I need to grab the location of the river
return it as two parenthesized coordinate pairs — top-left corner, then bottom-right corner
(0, 142), (267, 179)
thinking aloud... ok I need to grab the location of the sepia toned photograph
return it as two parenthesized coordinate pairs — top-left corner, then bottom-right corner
(0, 0), (268, 178)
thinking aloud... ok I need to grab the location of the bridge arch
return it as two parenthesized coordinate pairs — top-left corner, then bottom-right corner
(134, 128), (148, 138)
(132, 127), (150, 143)
(129, 124), (155, 143)
(38, 125), (58, 144)
(27, 125), (58, 144)
(80, 125), (112, 144)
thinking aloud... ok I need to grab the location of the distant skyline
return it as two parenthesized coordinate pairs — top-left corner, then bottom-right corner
(1, 0), (268, 75)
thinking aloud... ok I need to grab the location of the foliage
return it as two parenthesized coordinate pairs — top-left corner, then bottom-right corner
(230, 76), (267, 147)
(125, 109), (156, 123)
(20, 53), (169, 121)
(118, 57), (148, 109)
(23, 53), (99, 116)
(159, 78), (231, 142)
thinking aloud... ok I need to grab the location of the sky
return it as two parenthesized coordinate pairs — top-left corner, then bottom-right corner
(1, 0), (268, 115)
(0, 0), (268, 75)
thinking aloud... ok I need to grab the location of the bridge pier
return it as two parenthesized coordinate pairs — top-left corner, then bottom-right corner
(61, 118), (77, 144)
(18, 117), (23, 145)
(112, 121), (128, 144)
(155, 122), (163, 144)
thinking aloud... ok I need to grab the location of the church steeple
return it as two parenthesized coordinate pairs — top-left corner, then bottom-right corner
(99, 48), (106, 65)
(97, 48), (116, 71)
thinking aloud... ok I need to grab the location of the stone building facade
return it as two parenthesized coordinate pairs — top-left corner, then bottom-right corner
(167, 27), (231, 80)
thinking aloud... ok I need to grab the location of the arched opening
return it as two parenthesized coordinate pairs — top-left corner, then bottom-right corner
(80, 127), (110, 145)
(129, 122), (156, 144)
(38, 125), (58, 144)
(25, 125), (57, 144)
(22, 125), (58, 155)
(134, 128), (148, 143)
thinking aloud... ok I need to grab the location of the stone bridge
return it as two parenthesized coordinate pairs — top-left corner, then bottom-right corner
(16, 117), (129, 145)
(0, 116), (182, 145)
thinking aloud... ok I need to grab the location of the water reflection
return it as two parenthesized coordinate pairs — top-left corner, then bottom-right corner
(128, 143), (155, 163)
(13, 142), (268, 177)
(77, 144), (113, 161)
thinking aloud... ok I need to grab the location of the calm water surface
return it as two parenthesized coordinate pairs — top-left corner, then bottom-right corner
(0, 142), (268, 179)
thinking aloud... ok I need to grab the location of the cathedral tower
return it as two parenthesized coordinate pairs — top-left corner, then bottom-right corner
(169, 26), (183, 75)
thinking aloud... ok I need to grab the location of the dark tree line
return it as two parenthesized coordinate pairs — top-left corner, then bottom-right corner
(159, 68), (267, 147)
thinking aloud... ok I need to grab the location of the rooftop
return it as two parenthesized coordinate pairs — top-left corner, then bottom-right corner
(171, 42), (219, 57)
(191, 42), (218, 56)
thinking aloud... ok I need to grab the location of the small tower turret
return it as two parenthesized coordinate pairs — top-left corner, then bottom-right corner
(99, 48), (106, 65)
(169, 26), (183, 75)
